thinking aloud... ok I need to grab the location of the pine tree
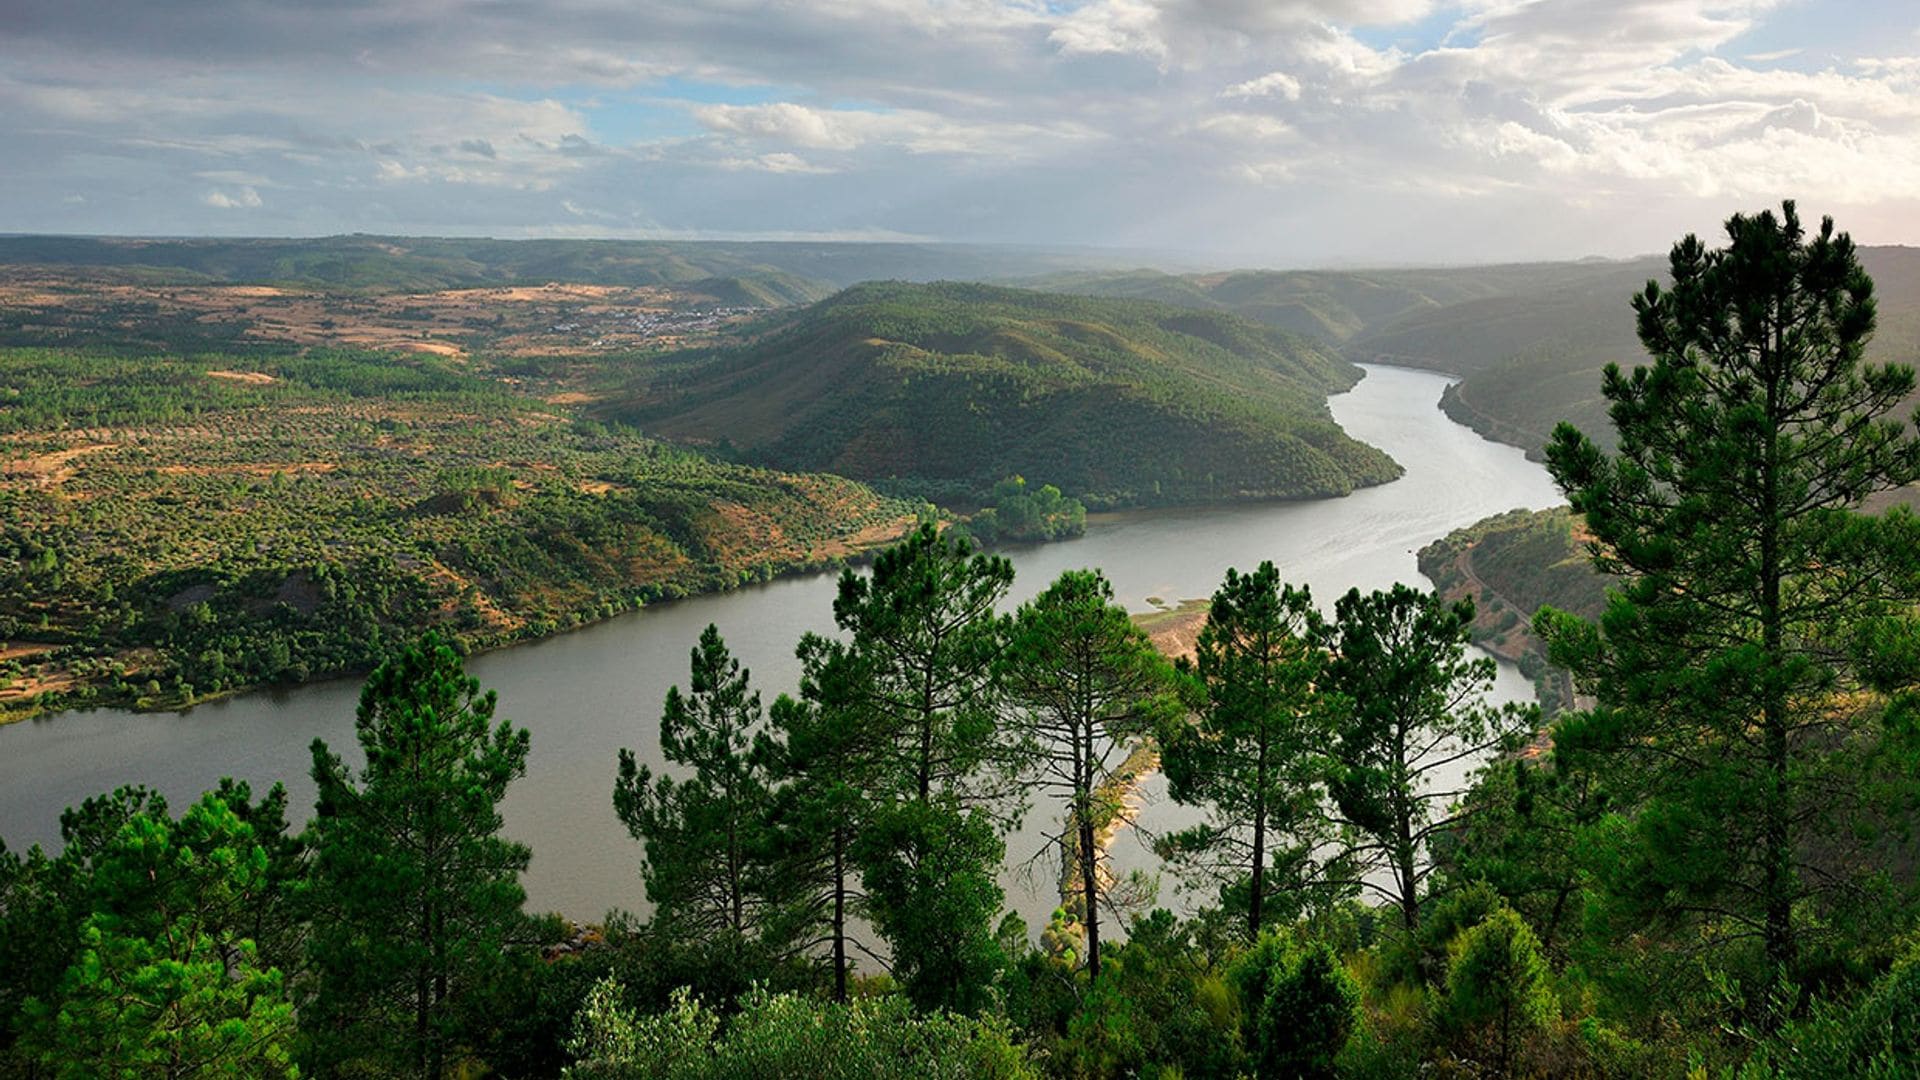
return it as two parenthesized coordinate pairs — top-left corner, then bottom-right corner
(1444, 907), (1555, 1079)
(614, 624), (781, 948)
(825, 522), (1017, 1010)
(1541, 201), (1920, 984)
(999, 568), (1179, 981)
(830, 522), (1017, 810)
(21, 791), (299, 1079)
(1319, 584), (1535, 930)
(1158, 562), (1338, 941)
(762, 634), (885, 1002)
(305, 632), (532, 1078)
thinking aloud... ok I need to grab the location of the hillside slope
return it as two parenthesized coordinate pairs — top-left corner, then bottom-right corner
(1368, 247), (1920, 456)
(611, 281), (1403, 507)
(1026, 262), (1643, 343)
(1417, 507), (1609, 715)
(0, 347), (918, 722)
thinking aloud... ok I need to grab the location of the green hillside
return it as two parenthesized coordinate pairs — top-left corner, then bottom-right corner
(1417, 506), (1608, 714)
(609, 281), (1402, 507)
(0, 347), (918, 722)
(1025, 261), (1642, 343)
(1363, 247), (1920, 456)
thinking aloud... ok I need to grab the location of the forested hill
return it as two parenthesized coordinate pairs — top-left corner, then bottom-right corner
(607, 281), (1403, 507)
(1023, 260), (1651, 344)
(1419, 246), (1920, 457)
(0, 235), (1133, 293)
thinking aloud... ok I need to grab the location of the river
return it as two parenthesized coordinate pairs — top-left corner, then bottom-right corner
(0, 364), (1565, 929)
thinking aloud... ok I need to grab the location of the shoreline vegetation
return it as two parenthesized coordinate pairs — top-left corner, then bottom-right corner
(2, 467), (1402, 727)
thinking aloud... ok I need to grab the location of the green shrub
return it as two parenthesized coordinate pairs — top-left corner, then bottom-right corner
(561, 979), (1038, 1080)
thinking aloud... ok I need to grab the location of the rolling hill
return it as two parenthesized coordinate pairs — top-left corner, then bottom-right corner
(1024, 261), (1644, 344)
(607, 281), (1403, 507)
(1368, 247), (1920, 456)
(0, 235), (1138, 294)
(1032, 248), (1920, 460)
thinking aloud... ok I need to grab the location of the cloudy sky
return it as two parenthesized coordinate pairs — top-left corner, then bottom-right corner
(2, 0), (1917, 264)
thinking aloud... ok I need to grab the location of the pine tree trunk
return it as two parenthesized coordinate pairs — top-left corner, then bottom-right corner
(1080, 812), (1101, 981)
(1760, 348), (1795, 981)
(832, 821), (848, 1003)
(1249, 737), (1268, 942)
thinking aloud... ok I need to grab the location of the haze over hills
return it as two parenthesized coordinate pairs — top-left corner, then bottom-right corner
(1023, 260), (1656, 345)
(0, 235), (1145, 294)
(607, 280), (1401, 507)
(1034, 247), (1920, 458)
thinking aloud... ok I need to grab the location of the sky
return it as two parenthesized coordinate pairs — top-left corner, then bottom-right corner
(2, 0), (1918, 265)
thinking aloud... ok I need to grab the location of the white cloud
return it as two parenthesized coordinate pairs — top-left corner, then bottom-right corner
(201, 186), (262, 208)
(0, 0), (1916, 260)
(1221, 72), (1303, 101)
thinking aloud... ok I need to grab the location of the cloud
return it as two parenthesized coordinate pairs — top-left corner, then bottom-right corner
(201, 186), (262, 209)
(1221, 72), (1303, 101)
(0, 0), (1914, 262)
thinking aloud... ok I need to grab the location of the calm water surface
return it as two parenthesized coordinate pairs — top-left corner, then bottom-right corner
(0, 365), (1564, 927)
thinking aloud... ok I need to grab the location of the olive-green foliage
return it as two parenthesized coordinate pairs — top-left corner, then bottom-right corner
(1231, 932), (1361, 1080)
(303, 633), (533, 1078)
(1381, 882), (1504, 991)
(613, 281), (1401, 508)
(962, 476), (1087, 544)
(1443, 908), (1556, 1077)
(561, 977), (1039, 1080)
(0, 346), (914, 722)
(15, 791), (298, 1079)
(1741, 951), (1920, 1079)
(1045, 909), (1243, 1080)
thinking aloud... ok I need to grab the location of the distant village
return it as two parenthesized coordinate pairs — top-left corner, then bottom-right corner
(547, 304), (765, 347)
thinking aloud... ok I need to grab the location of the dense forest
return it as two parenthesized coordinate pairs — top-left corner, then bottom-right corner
(609, 281), (1401, 506)
(5, 204), (1920, 1078)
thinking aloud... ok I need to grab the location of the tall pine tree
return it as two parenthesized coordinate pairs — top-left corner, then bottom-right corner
(828, 522), (1017, 1011)
(1000, 568), (1179, 981)
(305, 633), (532, 1078)
(1158, 562), (1338, 941)
(1319, 584), (1535, 931)
(1540, 201), (1920, 986)
(615, 624), (782, 950)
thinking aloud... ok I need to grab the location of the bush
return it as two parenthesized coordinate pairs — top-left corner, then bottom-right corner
(1442, 907), (1556, 1077)
(560, 978), (1038, 1080)
(1233, 932), (1360, 1080)
(1742, 954), (1920, 1078)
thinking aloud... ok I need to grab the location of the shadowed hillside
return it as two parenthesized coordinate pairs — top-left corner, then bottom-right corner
(608, 281), (1403, 507)
(1026, 261), (1647, 343)
(1371, 247), (1920, 457)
